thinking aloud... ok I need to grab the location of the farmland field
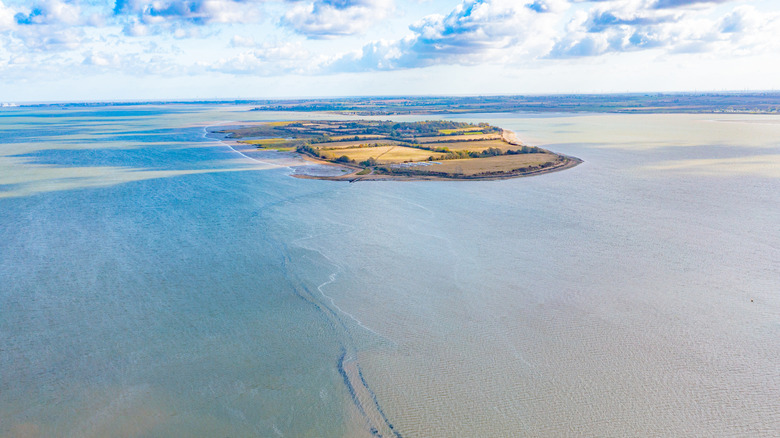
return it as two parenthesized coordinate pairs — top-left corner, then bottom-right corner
(415, 133), (502, 143)
(329, 134), (386, 141)
(427, 139), (518, 153)
(311, 139), (402, 149)
(439, 127), (485, 134)
(320, 145), (448, 163)
(411, 153), (559, 175)
(238, 138), (292, 148)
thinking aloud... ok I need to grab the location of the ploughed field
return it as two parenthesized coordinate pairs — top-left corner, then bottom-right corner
(217, 120), (579, 180)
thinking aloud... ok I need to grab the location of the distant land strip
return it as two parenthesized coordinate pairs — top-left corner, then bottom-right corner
(15, 92), (780, 115)
(247, 93), (780, 115)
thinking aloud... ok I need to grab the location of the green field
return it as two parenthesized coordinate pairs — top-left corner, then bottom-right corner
(238, 138), (295, 150)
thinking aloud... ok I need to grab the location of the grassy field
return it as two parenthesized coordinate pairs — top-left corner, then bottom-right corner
(320, 145), (447, 163)
(239, 138), (289, 146)
(415, 133), (501, 143)
(426, 139), (517, 153)
(329, 134), (386, 141)
(238, 138), (295, 150)
(311, 139), (401, 149)
(410, 153), (558, 175)
(439, 127), (484, 135)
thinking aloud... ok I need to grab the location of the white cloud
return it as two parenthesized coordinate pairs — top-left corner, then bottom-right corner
(122, 18), (149, 36)
(12, 26), (87, 51)
(547, 0), (779, 58)
(208, 41), (322, 75)
(13, 0), (83, 26)
(230, 34), (257, 48)
(719, 5), (758, 34)
(283, 0), (394, 38)
(652, 0), (732, 9)
(0, 1), (16, 30)
(326, 0), (566, 70)
(114, 0), (262, 28)
(82, 50), (122, 67)
(1, 0), (779, 98)
(0, 0), (103, 52)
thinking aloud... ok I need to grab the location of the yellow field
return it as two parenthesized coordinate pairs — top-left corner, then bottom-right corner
(321, 146), (448, 163)
(329, 134), (386, 141)
(439, 127), (484, 135)
(426, 139), (515, 153)
(312, 139), (399, 149)
(412, 153), (558, 176)
(415, 133), (501, 143)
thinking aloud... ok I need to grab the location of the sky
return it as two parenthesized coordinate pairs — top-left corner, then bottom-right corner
(1, 0), (779, 101)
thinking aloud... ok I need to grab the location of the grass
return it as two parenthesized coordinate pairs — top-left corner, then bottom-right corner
(411, 153), (558, 176)
(439, 127), (484, 135)
(320, 145), (447, 163)
(329, 135), (386, 141)
(311, 139), (400, 149)
(425, 139), (516, 153)
(238, 138), (296, 150)
(239, 138), (289, 146)
(415, 133), (501, 143)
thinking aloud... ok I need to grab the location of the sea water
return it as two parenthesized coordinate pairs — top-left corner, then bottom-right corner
(1, 106), (778, 436)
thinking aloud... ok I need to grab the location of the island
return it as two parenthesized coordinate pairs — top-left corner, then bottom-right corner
(216, 120), (581, 181)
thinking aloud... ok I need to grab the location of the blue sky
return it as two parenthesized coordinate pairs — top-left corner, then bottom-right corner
(1, 0), (779, 101)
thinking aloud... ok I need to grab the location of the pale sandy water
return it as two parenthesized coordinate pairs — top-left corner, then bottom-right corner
(1, 106), (778, 437)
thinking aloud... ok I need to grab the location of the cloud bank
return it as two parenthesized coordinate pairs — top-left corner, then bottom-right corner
(0, 0), (777, 95)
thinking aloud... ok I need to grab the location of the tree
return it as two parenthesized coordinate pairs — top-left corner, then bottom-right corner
(360, 157), (377, 167)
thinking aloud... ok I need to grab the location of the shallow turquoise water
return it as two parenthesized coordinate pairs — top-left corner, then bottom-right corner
(1, 106), (778, 436)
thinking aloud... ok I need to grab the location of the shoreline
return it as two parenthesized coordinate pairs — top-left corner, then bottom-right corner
(291, 149), (582, 182)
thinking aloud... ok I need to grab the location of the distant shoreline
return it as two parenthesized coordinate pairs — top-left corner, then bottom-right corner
(12, 92), (780, 115)
(246, 93), (780, 115)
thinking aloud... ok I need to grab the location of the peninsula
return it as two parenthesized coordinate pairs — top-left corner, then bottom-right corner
(217, 120), (581, 181)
